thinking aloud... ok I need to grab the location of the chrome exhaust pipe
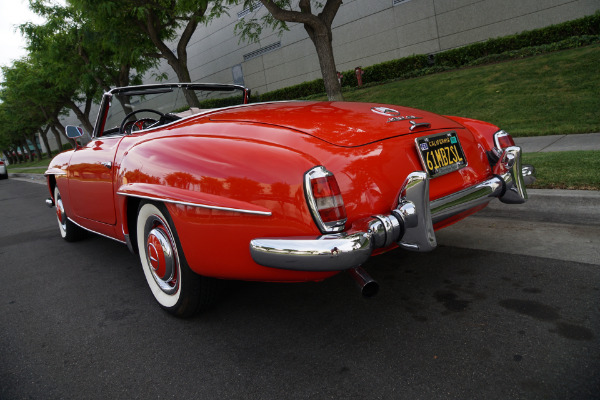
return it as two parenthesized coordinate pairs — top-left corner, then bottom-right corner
(348, 267), (379, 298)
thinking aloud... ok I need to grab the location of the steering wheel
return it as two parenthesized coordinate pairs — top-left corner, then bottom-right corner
(119, 109), (165, 135)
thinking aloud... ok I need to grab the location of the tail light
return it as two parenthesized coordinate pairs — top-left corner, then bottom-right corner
(494, 130), (515, 149)
(304, 166), (347, 233)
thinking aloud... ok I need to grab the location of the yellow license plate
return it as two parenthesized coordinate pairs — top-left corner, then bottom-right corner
(416, 131), (467, 178)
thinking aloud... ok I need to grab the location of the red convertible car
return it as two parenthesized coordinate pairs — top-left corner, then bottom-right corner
(45, 83), (534, 317)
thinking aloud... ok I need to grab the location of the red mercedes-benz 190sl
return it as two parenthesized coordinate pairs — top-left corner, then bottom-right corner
(45, 83), (534, 317)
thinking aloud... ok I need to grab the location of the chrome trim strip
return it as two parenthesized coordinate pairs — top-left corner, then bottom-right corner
(67, 217), (126, 244)
(44, 171), (67, 176)
(116, 192), (272, 216)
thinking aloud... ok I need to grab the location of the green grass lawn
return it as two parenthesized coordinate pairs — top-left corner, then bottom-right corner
(522, 150), (600, 190)
(323, 44), (600, 137)
(6, 157), (51, 174)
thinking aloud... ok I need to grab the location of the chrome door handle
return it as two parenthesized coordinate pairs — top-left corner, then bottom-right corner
(101, 162), (112, 169)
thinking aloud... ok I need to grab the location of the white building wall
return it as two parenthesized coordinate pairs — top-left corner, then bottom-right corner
(158, 0), (597, 96)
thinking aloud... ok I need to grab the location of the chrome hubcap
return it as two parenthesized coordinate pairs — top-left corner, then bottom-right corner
(56, 197), (66, 228)
(145, 221), (178, 295)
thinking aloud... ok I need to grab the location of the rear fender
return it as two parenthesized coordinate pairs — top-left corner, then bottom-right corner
(444, 116), (500, 151)
(117, 182), (272, 216)
(115, 134), (324, 278)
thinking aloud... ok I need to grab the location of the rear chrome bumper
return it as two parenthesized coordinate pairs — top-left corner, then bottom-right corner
(250, 146), (530, 272)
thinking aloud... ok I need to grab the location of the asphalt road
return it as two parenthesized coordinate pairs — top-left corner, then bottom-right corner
(1, 178), (599, 400)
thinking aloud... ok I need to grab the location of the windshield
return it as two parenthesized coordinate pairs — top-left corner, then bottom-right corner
(97, 84), (249, 137)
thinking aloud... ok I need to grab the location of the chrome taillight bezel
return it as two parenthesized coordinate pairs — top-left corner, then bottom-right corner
(304, 166), (347, 234)
(493, 130), (515, 150)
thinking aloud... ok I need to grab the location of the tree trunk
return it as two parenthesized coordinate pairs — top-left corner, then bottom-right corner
(66, 99), (94, 135)
(174, 65), (201, 108)
(258, 0), (344, 101)
(27, 133), (43, 161)
(115, 94), (134, 115)
(141, 14), (201, 108)
(305, 25), (343, 101)
(20, 138), (34, 162)
(52, 120), (76, 150)
(50, 125), (65, 150)
(38, 127), (53, 158)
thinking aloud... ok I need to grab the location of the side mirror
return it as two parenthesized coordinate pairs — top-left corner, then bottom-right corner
(65, 125), (84, 139)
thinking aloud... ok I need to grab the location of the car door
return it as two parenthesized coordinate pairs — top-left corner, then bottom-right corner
(67, 136), (122, 225)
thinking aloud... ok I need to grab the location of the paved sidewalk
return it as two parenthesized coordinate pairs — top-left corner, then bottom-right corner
(514, 132), (600, 153)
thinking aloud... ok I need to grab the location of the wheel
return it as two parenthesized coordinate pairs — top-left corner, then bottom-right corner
(136, 202), (219, 317)
(54, 186), (85, 242)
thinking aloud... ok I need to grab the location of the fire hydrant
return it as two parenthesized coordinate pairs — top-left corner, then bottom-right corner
(355, 67), (364, 87)
(336, 71), (343, 85)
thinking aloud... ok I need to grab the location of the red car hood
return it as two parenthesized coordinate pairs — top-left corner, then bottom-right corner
(208, 101), (463, 147)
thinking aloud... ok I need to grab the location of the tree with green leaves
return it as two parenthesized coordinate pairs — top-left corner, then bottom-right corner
(23, 0), (157, 134)
(72, 0), (219, 107)
(1, 58), (70, 158)
(231, 0), (344, 101)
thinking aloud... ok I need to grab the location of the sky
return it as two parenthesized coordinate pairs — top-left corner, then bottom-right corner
(0, 0), (45, 76)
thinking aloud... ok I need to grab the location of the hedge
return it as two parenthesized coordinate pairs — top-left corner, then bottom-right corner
(250, 12), (599, 102)
(434, 13), (600, 67)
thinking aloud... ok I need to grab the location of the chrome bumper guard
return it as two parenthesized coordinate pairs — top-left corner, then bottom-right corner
(250, 146), (530, 272)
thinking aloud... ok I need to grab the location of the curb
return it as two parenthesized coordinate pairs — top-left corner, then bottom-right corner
(8, 173), (47, 184)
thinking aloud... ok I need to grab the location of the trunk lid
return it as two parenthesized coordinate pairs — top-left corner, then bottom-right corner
(208, 101), (464, 147)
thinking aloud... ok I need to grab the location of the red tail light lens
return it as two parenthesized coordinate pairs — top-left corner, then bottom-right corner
(494, 130), (515, 149)
(305, 166), (347, 233)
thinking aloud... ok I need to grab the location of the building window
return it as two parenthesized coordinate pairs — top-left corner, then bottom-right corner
(243, 42), (282, 61)
(393, 0), (412, 5)
(237, 1), (263, 19)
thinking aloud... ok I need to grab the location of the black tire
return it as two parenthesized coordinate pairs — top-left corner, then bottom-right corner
(54, 186), (85, 242)
(0, 172), (7, 180)
(136, 202), (219, 317)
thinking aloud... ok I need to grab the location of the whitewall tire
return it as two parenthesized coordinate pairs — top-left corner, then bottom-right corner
(54, 186), (85, 242)
(136, 202), (218, 317)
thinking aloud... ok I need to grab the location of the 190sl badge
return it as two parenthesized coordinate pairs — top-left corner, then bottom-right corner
(371, 107), (400, 116)
(371, 107), (423, 123)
